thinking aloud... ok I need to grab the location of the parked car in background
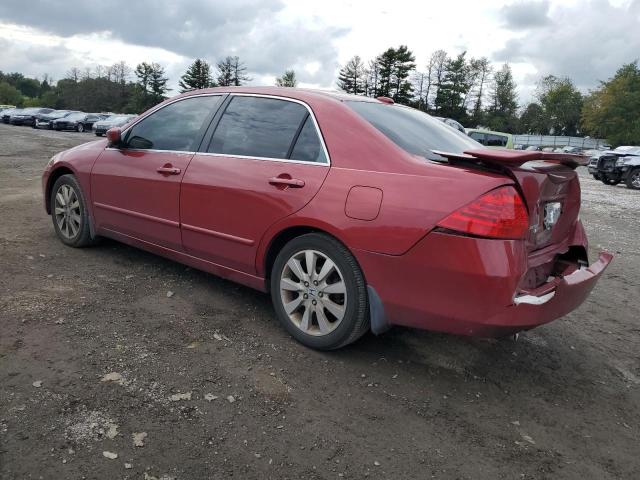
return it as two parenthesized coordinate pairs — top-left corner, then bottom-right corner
(42, 87), (611, 350)
(78, 113), (110, 132)
(52, 112), (92, 132)
(34, 110), (77, 129)
(590, 146), (640, 188)
(2, 108), (22, 124)
(525, 145), (543, 151)
(9, 107), (54, 126)
(434, 116), (466, 133)
(466, 129), (513, 149)
(93, 114), (137, 136)
(562, 146), (583, 154)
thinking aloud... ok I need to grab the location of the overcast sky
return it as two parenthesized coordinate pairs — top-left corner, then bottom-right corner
(1, 0), (639, 103)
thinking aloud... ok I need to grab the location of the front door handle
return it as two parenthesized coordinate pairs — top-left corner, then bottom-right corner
(268, 176), (305, 188)
(157, 165), (181, 175)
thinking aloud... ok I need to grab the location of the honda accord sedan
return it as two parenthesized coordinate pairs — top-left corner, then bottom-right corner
(42, 87), (612, 350)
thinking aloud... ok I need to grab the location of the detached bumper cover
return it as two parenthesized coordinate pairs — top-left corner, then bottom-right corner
(355, 231), (612, 337)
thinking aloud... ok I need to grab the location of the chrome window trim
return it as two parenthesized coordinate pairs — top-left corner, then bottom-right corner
(114, 91), (331, 166)
(193, 151), (328, 167)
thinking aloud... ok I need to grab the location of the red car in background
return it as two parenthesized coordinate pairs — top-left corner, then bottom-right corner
(42, 87), (612, 350)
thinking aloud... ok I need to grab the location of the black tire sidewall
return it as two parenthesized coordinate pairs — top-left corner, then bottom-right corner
(270, 233), (368, 350)
(626, 169), (640, 190)
(50, 174), (93, 247)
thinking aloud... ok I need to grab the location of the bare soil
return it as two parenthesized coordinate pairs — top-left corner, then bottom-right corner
(1, 123), (639, 479)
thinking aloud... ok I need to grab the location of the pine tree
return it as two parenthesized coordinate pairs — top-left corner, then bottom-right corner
(434, 52), (470, 121)
(337, 56), (367, 95)
(376, 46), (415, 103)
(217, 56), (251, 87)
(485, 63), (519, 133)
(276, 69), (297, 87)
(179, 59), (215, 92)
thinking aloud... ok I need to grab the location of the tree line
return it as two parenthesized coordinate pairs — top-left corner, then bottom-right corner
(1, 50), (638, 145)
(338, 46), (640, 144)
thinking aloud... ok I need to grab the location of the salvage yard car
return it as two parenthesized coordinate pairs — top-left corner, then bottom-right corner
(93, 114), (137, 136)
(34, 110), (78, 129)
(9, 107), (54, 126)
(52, 112), (103, 132)
(42, 87), (612, 350)
(588, 146), (640, 189)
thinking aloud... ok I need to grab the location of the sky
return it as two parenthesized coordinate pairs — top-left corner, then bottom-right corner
(0, 0), (639, 104)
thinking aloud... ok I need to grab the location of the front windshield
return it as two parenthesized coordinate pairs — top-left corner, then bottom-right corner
(346, 101), (480, 161)
(66, 113), (85, 120)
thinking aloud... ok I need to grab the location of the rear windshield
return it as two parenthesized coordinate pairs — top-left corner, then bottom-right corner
(346, 101), (480, 161)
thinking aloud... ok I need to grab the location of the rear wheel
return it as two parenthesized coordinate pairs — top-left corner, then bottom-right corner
(50, 174), (96, 247)
(270, 233), (369, 350)
(626, 168), (640, 190)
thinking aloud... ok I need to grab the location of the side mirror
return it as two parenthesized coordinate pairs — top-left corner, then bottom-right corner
(106, 127), (122, 147)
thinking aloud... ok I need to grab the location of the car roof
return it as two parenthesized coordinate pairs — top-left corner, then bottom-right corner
(177, 86), (382, 105)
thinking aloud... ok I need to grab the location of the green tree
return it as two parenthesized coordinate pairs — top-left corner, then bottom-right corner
(434, 52), (470, 122)
(179, 59), (215, 92)
(276, 69), (298, 87)
(337, 56), (366, 94)
(0, 81), (22, 105)
(468, 57), (492, 126)
(376, 45), (415, 103)
(131, 62), (168, 112)
(217, 56), (251, 86)
(581, 61), (640, 145)
(484, 63), (519, 132)
(536, 75), (583, 135)
(519, 102), (546, 134)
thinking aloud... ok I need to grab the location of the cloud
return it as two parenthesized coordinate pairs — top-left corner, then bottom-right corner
(494, 0), (640, 94)
(500, 0), (551, 28)
(0, 0), (347, 85)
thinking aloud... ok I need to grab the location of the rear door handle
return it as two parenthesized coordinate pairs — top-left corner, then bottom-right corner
(157, 166), (181, 175)
(269, 177), (305, 188)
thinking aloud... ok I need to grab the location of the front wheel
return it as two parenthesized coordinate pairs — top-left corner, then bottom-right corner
(76, 123), (84, 132)
(626, 168), (640, 190)
(270, 233), (369, 350)
(601, 176), (621, 186)
(50, 174), (96, 247)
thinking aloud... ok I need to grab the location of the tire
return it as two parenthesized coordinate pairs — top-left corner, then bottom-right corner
(95, 133), (103, 137)
(270, 233), (369, 350)
(76, 123), (84, 132)
(626, 168), (640, 190)
(601, 176), (621, 186)
(50, 174), (96, 248)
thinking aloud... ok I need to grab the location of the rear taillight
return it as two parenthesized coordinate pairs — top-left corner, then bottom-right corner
(437, 186), (529, 239)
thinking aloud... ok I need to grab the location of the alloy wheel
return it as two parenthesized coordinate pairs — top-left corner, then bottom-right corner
(631, 172), (640, 189)
(54, 184), (82, 239)
(279, 249), (347, 336)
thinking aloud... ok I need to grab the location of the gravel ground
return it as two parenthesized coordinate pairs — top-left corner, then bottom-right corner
(1, 123), (639, 480)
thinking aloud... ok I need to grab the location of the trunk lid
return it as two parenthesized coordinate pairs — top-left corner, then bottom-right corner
(433, 149), (585, 252)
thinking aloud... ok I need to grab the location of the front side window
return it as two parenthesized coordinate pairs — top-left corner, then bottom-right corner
(209, 96), (312, 160)
(125, 95), (222, 152)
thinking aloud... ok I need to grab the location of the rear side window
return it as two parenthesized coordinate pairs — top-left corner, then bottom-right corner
(290, 116), (327, 163)
(209, 96), (317, 160)
(347, 101), (481, 160)
(125, 95), (222, 151)
(486, 133), (507, 147)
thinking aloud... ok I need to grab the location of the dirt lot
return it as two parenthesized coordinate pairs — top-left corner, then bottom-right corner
(0, 123), (638, 480)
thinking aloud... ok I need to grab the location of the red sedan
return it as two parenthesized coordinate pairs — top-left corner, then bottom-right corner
(42, 87), (612, 350)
